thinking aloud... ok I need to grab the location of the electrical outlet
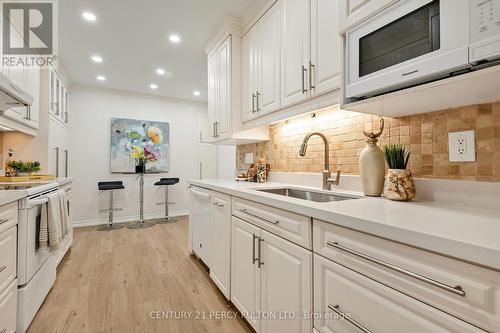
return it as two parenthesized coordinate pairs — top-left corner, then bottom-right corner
(245, 153), (254, 164)
(449, 130), (475, 162)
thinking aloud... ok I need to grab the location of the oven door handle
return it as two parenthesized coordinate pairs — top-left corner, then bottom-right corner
(29, 198), (49, 208)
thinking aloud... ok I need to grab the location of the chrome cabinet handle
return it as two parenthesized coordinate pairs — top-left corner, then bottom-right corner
(251, 93), (256, 113)
(239, 208), (279, 225)
(258, 238), (264, 268)
(256, 91), (260, 112)
(1, 328), (7, 333)
(309, 62), (316, 89)
(327, 241), (466, 297)
(0, 218), (8, 225)
(0, 265), (7, 273)
(54, 147), (60, 177)
(214, 122), (219, 138)
(302, 65), (308, 93)
(328, 305), (373, 333)
(64, 149), (69, 177)
(212, 202), (224, 208)
(252, 234), (258, 264)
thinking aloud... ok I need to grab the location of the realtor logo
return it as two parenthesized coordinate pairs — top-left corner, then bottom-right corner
(2, 2), (53, 55)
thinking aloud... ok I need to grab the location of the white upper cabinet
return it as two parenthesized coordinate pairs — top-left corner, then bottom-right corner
(280, 0), (311, 108)
(256, 3), (281, 116)
(310, 0), (341, 96)
(207, 51), (218, 140)
(242, 4), (281, 122)
(339, 0), (399, 32)
(215, 37), (231, 139)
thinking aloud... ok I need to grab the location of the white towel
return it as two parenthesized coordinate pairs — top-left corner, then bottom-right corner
(39, 201), (49, 248)
(47, 192), (63, 247)
(58, 190), (69, 236)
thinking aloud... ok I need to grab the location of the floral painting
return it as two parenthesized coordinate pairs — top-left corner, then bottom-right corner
(110, 118), (169, 173)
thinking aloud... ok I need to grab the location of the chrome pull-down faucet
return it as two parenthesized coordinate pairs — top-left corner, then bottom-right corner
(299, 131), (340, 190)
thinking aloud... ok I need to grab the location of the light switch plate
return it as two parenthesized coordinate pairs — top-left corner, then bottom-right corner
(245, 153), (254, 164)
(448, 130), (476, 162)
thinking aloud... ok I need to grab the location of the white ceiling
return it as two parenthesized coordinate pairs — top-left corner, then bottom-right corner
(59, 0), (252, 102)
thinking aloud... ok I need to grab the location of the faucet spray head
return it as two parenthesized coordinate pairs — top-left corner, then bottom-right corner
(299, 143), (307, 157)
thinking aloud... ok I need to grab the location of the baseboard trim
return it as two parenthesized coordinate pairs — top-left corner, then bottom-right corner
(73, 210), (190, 228)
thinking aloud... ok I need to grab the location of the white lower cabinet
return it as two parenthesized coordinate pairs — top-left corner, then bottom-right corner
(313, 254), (487, 333)
(260, 230), (312, 333)
(210, 193), (231, 299)
(231, 216), (261, 331)
(0, 279), (18, 333)
(231, 216), (312, 333)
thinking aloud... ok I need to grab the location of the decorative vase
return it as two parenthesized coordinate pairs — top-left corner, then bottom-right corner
(135, 163), (146, 174)
(359, 117), (385, 196)
(384, 169), (416, 201)
(256, 159), (267, 183)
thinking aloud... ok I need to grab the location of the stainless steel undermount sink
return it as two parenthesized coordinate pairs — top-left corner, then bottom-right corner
(255, 188), (360, 203)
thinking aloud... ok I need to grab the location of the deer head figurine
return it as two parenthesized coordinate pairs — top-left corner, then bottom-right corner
(363, 117), (384, 144)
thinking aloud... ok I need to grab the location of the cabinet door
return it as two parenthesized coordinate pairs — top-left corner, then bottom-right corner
(207, 52), (218, 141)
(216, 37), (231, 139)
(210, 193), (231, 299)
(257, 2), (281, 116)
(231, 217), (261, 332)
(311, 0), (341, 96)
(64, 89), (69, 124)
(260, 230), (312, 333)
(339, 0), (399, 32)
(313, 254), (486, 333)
(241, 28), (258, 122)
(49, 69), (56, 114)
(280, 0), (311, 108)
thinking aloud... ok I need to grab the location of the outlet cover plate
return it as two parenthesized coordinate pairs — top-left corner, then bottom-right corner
(449, 130), (476, 162)
(245, 153), (254, 164)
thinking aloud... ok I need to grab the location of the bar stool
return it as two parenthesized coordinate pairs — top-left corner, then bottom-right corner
(154, 178), (179, 224)
(97, 181), (125, 231)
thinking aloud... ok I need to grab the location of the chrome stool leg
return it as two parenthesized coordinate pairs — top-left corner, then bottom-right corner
(97, 191), (124, 231)
(156, 185), (177, 224)
(128, 173), (156, 229)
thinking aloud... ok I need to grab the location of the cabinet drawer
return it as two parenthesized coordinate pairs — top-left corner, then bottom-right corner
(232, 197), (311, 249)
(314, 220), (500, 331)
(314, 255), (487, 333)
(0, 202), (18, 234)
(0, 226), (16, 295)
(0, 279), (17, 333)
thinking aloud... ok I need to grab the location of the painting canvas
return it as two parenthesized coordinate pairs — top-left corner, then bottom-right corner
(110, 118), (169, 173)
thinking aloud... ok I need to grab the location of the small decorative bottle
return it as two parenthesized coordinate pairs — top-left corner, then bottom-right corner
(5, 149), (14, 177)
(256, 158), (267, 183)
(359, 118), (385, 196)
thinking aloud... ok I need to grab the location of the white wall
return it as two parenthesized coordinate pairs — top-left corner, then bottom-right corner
(69, 87), (208, 226)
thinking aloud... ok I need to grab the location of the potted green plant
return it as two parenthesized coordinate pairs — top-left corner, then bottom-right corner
(6, 160), (41, 176)
(383, 144), (415, 201)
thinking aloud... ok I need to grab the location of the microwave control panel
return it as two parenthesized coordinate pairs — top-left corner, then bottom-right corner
(470, 0), (500, 42)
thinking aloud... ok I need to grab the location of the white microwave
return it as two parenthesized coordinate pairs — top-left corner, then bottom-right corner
(345, 0), (500, 99)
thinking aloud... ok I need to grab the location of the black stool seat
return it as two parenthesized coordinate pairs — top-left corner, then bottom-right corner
(154, 178), (179, 186)
(98, 181), (125, 191)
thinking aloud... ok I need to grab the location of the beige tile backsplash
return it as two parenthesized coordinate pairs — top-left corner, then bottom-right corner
(236, 102), (500, 182)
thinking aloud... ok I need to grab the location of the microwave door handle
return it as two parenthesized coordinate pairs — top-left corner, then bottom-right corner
(29, 198), (49, 208)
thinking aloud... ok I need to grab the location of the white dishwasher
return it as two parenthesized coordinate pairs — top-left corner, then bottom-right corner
(189, 186), (212, 266)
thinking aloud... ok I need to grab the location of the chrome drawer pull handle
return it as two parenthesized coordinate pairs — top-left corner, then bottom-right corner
(1, 328), (7, 333)
(327, 241), (466, 297)
(0, 265), (6, 273)
(212, 202), (224, 208)
(239, 209), (279, 225)
(258, 238), (264, 268)
(0, 218), (8, 225)
(328, 305), (373, 333)
(252, 234), (258, 264)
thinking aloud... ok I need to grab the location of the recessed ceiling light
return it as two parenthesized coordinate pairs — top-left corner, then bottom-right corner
(169, 34), (181, 43)
(91, 55), (103, 63)
(150, 84), (158, 90)
(96, 75), (106, 81)
(82, 12), (97, 21)
(193, 91), (201, 96)
(156, 68), (165, 75)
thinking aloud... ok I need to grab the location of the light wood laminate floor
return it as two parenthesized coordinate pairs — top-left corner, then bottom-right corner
(27, 217), (253, 333)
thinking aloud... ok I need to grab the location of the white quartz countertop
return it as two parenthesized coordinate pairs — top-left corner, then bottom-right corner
(188, 179), (500, 271)
(0, 190), (26, 206)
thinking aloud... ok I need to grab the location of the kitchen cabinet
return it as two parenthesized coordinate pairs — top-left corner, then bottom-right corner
(314, 254), (486, 333)
(310, 0), (341, 95)
(207, 36), (231, 141)
(339, 0), (399, 33)
(49, 68), (69, 126)
(242, 3), (281, 122)
(210, 192), (231, 299)
(231, 216), (262, 331)
(204, 15), (269, 145)
(280, 0), (310, 108)
(231, 216), (312, 333)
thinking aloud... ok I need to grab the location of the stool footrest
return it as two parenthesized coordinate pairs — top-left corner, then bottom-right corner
(156, 202), (175, 206)
(99, 208), (123, 213)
